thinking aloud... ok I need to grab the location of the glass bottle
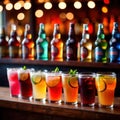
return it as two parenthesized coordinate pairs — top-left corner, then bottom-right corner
(51, 24), (63, 61)
(8, 24), (20, 58)
(22, 24), (35, 60)
(94, 23), (108, 63)
(0, 27), (8, 58)
(66, 23), (78, 61)
(80, 24), (93, 62)
(109, 22), (120, 63)
(36, 23), (48, 60)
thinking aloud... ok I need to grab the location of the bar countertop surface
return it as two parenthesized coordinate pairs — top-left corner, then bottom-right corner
(0, 87), (120, 120)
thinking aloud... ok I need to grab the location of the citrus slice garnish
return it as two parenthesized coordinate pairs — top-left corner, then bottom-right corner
(20, 73), (29, 81)
(68, 77), (78, 88)
(46, 76), (60, 87)
(97, 77), (107, 92)
(104, 76), (115, 85)
(32, 75), (42, 85)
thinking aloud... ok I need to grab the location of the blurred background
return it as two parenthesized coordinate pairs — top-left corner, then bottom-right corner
(0, 0), (119, 41)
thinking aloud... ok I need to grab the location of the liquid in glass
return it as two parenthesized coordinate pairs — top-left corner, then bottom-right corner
(79, 73), (96, 106)
(62, 73), (78, 104)
(46, 72), (62, 103)
(95, 72), (116, 108)
(30, 71), (46, 102)
(7, 68), (20, 97)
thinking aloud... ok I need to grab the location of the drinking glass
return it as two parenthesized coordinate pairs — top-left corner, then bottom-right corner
(7, 68), (20, 97)
(30, 70), (46, 102)
(62, 73), (78, 104)
(18, 68), (34, 100)
(46, 72), (62, 103)
(79, 72), (96, 106)
(95, 72), (117, 108)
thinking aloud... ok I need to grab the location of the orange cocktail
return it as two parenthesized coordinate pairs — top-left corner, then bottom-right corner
(96, 72), (117, 108)
(46, 72), (62, 103)
(62, 73), (78, 104)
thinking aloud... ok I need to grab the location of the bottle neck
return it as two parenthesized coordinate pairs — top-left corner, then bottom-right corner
(53, 24), (61, 39)
(38, 30), (46, 39)
(82, 24), (90, 39)
(38, 24), (46, 39)
(112, 28), (119, 39)
(24, 31), (32, 40)
(97, 28), (105, 40)
(10, 31), (17, 39)
(24, 24), (32, 40)
(82, 32), (90, 39)
(53, 33), (61, 39)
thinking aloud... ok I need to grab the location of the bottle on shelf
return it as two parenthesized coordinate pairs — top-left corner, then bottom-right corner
(0, 27), (8, 58)
(80, 24), (93, 62)
(8, 24), (20, 58)
(66, 22), (78, 61)
(94, 23), (108, 63)
(21, 24), (35, 60)
(109, 22), (120, 63)
(36, 23), (48, 60)
(50, 23), (63, 61)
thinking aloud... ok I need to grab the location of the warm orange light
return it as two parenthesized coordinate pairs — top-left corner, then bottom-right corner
(5, 3), (13, 11)
(66, 12), (74, 20)
(58, 2), (67, 9)
(102, 6), (108, 13)
(24, 1), (32, 10)
(17, 13), (25, 20)
(35, 9), (44, 18)
(44, 2), (52, 10)
(14, 2), (22, 10)
(59, 12), (66, 20)
(38, 0), (45, 3)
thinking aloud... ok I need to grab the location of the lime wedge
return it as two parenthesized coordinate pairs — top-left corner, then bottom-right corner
(32, 75), (42, 84)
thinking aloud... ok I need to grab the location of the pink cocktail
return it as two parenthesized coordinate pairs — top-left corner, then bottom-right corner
(7, 68), (20, 97)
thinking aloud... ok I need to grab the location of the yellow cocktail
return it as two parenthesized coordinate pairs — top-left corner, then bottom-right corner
(30, 71), (46, 102)
(96, 72), (117, 108)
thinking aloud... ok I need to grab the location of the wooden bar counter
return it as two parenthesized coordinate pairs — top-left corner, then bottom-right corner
(0, 87), (120, 120)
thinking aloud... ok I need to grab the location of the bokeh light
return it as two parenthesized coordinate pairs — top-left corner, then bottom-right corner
(74, 1), (82, 9)
(35, 9), (44, 18)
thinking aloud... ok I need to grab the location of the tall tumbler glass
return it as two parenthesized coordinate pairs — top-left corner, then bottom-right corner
(46, 72), (62, 103)
(18, 68), (34, 100)
(7, 68), (20, 97)
(95, 72), (117, 108)
(30, 70), (46, 102)
(62, 73), (78, 104)
(79, 72), (96, 107)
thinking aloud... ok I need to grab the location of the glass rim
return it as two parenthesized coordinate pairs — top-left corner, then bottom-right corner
(79, 72), (96, 77)
(96, 72), (116, 76)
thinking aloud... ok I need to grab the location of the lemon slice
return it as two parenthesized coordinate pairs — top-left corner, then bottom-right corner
(68, 77), (78, 88)
(20, 73), (29, 81)
(46, 76), (60, 87)
(97, 77), (107, 92)
(32, 75), (42, 85)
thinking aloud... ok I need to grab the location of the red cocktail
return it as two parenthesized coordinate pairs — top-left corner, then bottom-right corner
(7, 68), (20, 97)
(46, 72), (62, 103)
